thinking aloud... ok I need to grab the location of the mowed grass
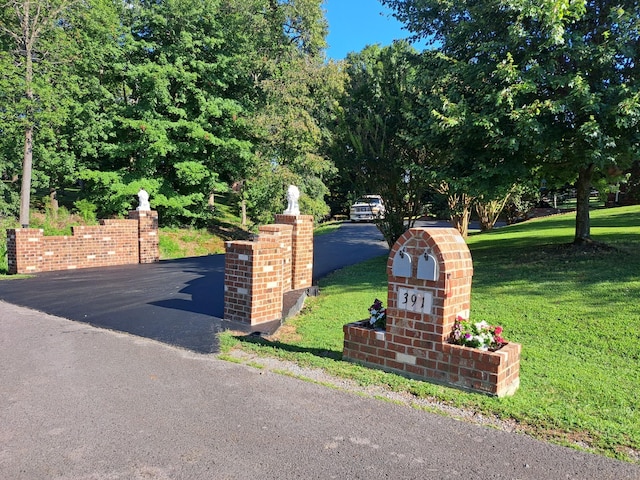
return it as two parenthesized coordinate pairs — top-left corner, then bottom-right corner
(221, 205), (640, 462)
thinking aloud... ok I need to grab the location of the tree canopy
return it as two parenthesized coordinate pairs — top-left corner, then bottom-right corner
(383, 0), (640, 243)
(333, 42), (435, 247)
(0, 0), (339, 226)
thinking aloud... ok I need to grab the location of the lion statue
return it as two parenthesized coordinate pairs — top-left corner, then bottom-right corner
(283, 185), (300, 215)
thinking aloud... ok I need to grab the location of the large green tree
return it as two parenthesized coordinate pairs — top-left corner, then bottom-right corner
(77, 0), (249, 224)
(77, 0), (337, 226)
(334, 42), (435, 247)
(384, 0), (640, 244)
(407, 48), (533, 237)
(0, 0), (80, 225)
(1, 0), (341, 226)
(225, 0), (341, 225)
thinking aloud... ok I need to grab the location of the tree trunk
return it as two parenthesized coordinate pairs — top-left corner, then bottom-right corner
(574, 164), (594, 244)
(19, 126), (33, 227)
(19, 47), (34, 227)
(475, 191), (511, 231)
(449, 193), (472, 238)
(451, 207), (470, 238)
(50, 188), (58, 215)
(18, 1), (34, 228)
(241, 198), (247, 227)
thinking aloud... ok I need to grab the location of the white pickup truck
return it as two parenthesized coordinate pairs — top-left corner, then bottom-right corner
(349, 195), (385, 222)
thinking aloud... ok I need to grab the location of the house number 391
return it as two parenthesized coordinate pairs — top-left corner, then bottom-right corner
(397, 287), (433, 314)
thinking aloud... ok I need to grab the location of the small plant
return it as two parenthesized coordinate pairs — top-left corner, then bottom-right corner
(74, 199), (98, 223)
(368, 298), (387, 329)
(451, 316), (505, 351)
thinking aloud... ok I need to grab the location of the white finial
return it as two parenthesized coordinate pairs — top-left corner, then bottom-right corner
(283, 185), (300, 215)
(137, 188), (150, 211)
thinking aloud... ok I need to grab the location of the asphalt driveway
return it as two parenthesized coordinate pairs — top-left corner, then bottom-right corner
(0, 222), (389, 353)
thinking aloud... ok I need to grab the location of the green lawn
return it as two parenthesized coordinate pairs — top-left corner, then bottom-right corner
(221, 205), (640, 462)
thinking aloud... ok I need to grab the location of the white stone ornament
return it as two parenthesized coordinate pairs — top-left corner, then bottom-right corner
(283, 185), (300, 215)
(137, 188), (150, 211)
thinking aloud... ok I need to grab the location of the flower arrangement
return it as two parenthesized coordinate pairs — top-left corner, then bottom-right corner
(451, 316), (505, 351)
(368, 298), (387, 329)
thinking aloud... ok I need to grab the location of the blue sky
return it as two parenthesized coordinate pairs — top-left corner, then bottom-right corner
(323, 0), (423, 60)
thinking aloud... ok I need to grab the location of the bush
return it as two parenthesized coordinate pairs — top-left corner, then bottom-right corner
(74, 199), (98, 223)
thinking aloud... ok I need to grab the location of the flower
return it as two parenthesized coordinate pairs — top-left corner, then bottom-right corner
(451, 316), (506, 351)
(368, 298), (387, 329)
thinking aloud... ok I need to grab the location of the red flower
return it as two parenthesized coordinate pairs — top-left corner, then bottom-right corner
(494, 326), (503, 335)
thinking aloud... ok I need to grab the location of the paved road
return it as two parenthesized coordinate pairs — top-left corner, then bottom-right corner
(0, 223), (389, 353)
(1, 223), (639, 478)
(2, 301), (639, 479)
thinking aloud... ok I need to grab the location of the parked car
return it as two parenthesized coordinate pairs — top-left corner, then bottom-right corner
(350, 195), (385, 222)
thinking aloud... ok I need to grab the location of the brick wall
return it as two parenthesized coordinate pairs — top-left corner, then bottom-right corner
(223, 240), (284, 325)
(275, 214), (313, 290)
(6, 211), (159, 274)
(224, 215), (314, 326)
(258, 224), (294, 292)
(129, 210), (160, 263)
(343, 227), (521, 397)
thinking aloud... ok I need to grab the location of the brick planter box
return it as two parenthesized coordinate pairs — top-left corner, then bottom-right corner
(343, 321), (521, 397)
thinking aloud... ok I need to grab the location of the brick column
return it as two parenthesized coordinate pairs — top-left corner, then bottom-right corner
(6, 228), (44, 274)
(275, 214), (313, 290)
(128, 210), (159, 263)
(258, 223), (294, 292)
(224, 240), (283, 326)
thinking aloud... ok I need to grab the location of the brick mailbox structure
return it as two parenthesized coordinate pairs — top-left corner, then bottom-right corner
(343, 227), (521, 397)
(224, 215), (314, 327)
(6, 210), (159, 274)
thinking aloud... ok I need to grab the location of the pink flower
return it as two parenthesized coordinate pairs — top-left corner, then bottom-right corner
(494, 326), (503, 335)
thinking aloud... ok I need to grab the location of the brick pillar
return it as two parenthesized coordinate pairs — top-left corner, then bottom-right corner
(128, 210), (159, 263)
(258, 223), (294, 292)
(6, 228), (44, 274)
(275, 214), (313, 290)
(224, 240), (283, 326)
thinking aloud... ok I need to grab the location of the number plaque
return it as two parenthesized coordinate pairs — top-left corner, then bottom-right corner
(397, 287), (433, 314)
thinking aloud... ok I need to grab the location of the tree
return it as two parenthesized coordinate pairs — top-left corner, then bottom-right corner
(248, 56), (344, 223)
(1, 0), (342, 227)
(72, 0), (337, 226)
(383, 0), (640, 244)
(0, 0), (78, 226)
(223, 0), (340, 225)
(74, 0), (252, 225)
(334, 42), (435, 247)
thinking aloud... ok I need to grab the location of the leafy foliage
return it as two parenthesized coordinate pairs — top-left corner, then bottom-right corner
(334, 42), (435, 246)
(0, 0), (339, 227)
(383, 0), (640, 242)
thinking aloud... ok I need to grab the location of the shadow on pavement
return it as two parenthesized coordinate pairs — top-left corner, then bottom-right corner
(232, 333), (343, 361)
(0, 223), (390, 354)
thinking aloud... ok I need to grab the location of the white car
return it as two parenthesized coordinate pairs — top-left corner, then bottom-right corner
(350, 195), (385, 222)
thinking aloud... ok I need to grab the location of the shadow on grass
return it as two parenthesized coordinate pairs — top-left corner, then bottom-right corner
(232, 333), (343, 362)
(469, 206), (640, 252)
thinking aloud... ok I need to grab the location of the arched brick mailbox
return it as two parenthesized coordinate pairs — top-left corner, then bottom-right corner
(343, 227), (521, 397)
